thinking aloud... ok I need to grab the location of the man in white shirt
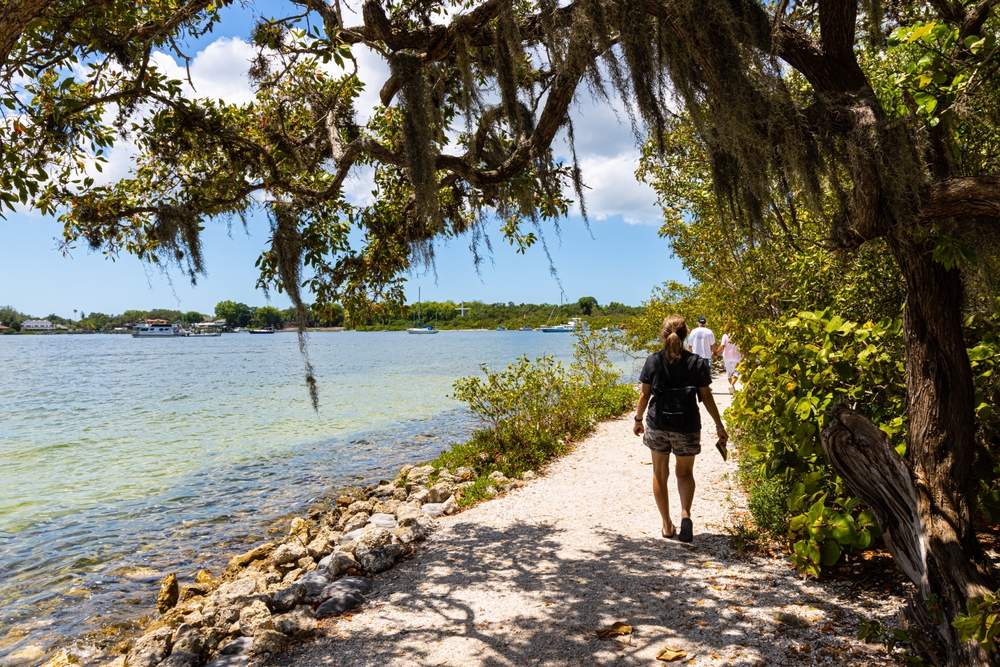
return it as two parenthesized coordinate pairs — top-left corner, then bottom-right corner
(686, 317), (716, 376)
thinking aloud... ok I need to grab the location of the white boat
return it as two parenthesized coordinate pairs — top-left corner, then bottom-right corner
(541, 318), (589, 333)
(132, 323), (188, 338)
(248, 327), (275, 334)
(188, 331), (222, 338)
(519, 326), (533, 331)
(407, 288), (439, 334)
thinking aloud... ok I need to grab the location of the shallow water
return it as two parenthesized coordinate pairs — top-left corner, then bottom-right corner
(0, 330), (580, 665)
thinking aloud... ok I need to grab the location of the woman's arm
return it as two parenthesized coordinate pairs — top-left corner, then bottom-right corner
(633, 383), (652, 436)
(699, 385), (728, 444)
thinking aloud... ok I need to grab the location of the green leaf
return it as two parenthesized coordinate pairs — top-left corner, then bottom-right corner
(820, 539), (842, 566)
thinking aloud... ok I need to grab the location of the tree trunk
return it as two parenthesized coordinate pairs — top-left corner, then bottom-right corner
(822, 234), (996, 666)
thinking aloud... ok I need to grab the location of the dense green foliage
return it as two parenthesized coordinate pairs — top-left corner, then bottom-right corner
(356, 299), (639, 331)
(727, 309), (1000, 577)
(432, 330), (636, 504)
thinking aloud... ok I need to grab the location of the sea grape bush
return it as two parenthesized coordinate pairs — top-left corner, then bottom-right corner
(438, 330), (636, 502)
(730, 309), (1000, 577)
(728, 310), (906, 576)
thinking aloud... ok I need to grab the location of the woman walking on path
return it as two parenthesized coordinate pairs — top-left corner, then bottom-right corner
(633, 315), (728, 542)
(718, 333), (743, 394)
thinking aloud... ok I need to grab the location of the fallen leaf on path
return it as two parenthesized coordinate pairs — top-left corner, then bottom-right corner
(641, 461), (652, 465)
(596, 622), (632, 638)
(656, 646), (687, 661)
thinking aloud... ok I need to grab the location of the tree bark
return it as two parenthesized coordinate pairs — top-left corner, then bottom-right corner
(823, 234), (997, 666)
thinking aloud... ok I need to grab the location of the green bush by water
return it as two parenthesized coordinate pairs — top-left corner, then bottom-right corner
(434, 330), (636, 502)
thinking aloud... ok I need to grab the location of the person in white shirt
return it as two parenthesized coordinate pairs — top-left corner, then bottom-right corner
(718, 333), (742, 393)
(686, 317), (716, 376)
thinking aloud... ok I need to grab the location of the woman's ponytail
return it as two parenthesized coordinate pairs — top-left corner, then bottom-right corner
(660, 315), (688, 364)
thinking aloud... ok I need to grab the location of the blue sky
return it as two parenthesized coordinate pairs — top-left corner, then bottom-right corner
(0, 2), (689, 318)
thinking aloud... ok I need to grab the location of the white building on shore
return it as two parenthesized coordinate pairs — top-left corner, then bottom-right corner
(22, 320), (54, 331)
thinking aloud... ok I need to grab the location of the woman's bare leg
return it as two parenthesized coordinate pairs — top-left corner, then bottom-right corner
(674, 455), (697, 519)
(651, 451), (674, 536)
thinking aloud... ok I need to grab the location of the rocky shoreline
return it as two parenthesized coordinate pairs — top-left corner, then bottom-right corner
(39, 463), (529, 667)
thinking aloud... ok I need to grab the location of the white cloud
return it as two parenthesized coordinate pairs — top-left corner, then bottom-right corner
(572, 152), (661, 225)
(150, 37), (257, 105)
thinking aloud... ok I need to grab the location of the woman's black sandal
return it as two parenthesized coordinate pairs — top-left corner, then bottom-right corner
(679, 518), (693, 543)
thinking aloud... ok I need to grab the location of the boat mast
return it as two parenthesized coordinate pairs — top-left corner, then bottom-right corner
(417, 287), (421, 327)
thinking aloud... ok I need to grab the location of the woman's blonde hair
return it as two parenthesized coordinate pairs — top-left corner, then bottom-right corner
(659, 315), (688, 364)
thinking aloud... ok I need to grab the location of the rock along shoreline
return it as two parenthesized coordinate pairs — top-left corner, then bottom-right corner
(40, 461), (532, 667)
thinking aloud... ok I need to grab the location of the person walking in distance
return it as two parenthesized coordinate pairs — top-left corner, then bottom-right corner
(718, 333), (742, 394)
(633, 315), (728, 542)
(686, 316), (716, 377)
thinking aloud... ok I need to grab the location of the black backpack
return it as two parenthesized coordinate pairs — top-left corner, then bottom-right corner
(650, 352), (700, 432)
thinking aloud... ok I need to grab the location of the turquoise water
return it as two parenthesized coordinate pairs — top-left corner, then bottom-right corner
(0, 331), (581, 665)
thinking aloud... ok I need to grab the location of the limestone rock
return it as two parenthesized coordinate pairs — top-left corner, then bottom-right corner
(314, 577), (374, 618)
(341, 512), (370, 534)
(157, 651), (202, 667)
(338, 540), (358, 555)
(238, 600), (272, 637)
(500, 482), (517, 493)
(280, 568), (302, 584)
(354, 543), (405, 574)
(125, 627), (172, 667)
(357, 525), (392, 550)
(218, 636), (253, 656)
(421, 503), (445, 518)
(272, 542), (307, 566)
(250, 630), (287, 654)
(272, 605), (316, 636)
(454, 466), (474, 480)
(39, 650), (77, 667)
(171, 625), (209, 657)
(395, 504), (423, 527)
(395, 524), (425, 544)
(380, 499), (402, 515)
(341, 527), (365, 544)
(306, 528), (340, 559)
(222, 544), (275, 580)
(296, 556), (316, 571)
(427, 482), (452, 504)
(442, 496), (459, 515)
(371, 482), (396, 498)
(522, 470), (537, 480)
(296, 569), (334, 601)
(288, 517), (311, 545)
(270, 583), (306, 613)
(406, 465), (435, 485)
(178, 584), (210, 604)
(194, 570), (218, 587)
(391, 488), (408, 501)
(487, 471), (508, 483)
(407, 487), (430, 505)
(367, 513), (398, 530)
(326, 552), (359, 577)
(156, 573), (179, 614)
(346, 500), (374, 515)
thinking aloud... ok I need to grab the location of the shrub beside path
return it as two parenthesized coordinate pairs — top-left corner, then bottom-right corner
(264, 376), (908, 666)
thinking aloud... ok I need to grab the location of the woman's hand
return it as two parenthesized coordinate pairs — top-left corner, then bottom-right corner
(716, 425), (729, 444)
(633, 419), (645, 436)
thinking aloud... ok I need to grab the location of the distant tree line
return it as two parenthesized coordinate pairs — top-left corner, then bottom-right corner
(355, 298), (641, 331)
(2, 298), (634, 332)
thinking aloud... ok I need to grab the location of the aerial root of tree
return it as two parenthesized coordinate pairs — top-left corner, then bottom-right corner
(822, 404), (998, 667)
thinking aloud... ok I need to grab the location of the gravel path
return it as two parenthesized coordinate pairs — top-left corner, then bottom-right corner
(263, 375), (908, 666)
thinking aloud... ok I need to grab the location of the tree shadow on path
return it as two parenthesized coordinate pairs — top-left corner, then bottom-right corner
(266, 515), (899, 666)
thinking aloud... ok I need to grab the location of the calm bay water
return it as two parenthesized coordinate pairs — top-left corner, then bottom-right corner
(0, 330), (579, 665)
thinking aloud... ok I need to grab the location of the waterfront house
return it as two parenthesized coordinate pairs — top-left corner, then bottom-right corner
(22, 320), (54, 331)
(0, 324), (9, 333)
